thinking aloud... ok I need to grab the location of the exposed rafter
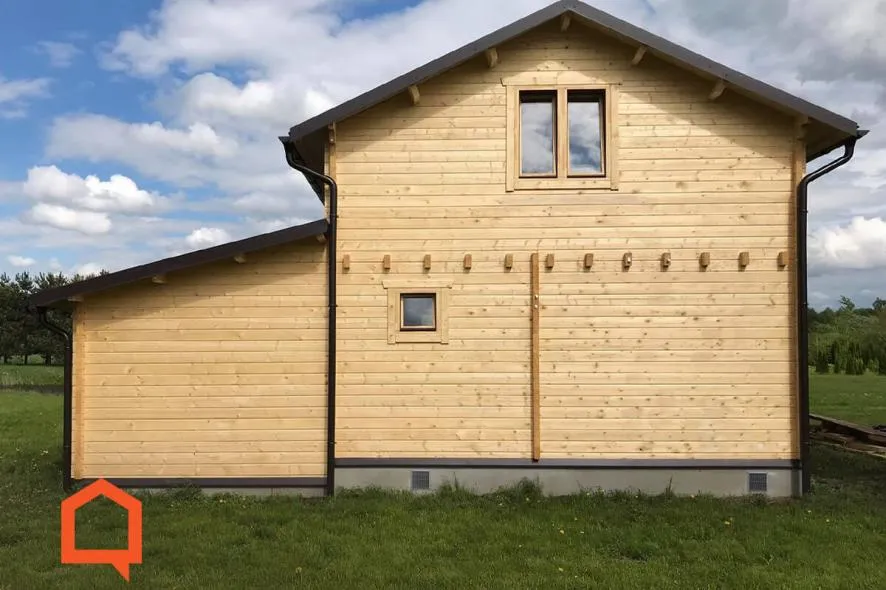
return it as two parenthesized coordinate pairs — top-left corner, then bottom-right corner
(708, 79), (726, 101)
(407, 85), (420, 105)
(560, 13), (571, 31)
(484, 48), (499, 69)
(631, 45), (647, 66)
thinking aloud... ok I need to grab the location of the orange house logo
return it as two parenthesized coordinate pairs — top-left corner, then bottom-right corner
(60, 479), (142, 581)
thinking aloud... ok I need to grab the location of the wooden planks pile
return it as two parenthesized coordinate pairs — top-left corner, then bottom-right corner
(810, 413), (886, 460)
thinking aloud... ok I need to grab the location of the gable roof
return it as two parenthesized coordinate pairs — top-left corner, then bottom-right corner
(286, 0), (864, 194)
(31, 219), (327, 309)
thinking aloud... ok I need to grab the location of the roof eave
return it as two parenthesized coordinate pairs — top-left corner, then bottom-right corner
(30, 218), (329, 309)
(285, 0), (860, 146)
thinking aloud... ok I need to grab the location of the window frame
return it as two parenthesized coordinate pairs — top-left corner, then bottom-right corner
(507, 83), (619, 192)
(383, 280), (452, 344)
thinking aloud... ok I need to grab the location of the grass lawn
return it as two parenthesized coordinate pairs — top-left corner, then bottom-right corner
(0, 363), (64, 388)
(809, 371), (886, 426)
(1, 391), (885, 589)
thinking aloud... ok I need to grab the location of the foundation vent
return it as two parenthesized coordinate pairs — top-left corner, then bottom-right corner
(411, 470), (430, 491)
(748, 472), (768, 493)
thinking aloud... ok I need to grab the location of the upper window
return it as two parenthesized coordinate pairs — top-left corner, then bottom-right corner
(507, 85), (618, 192)
(520, 91), (557, 177)
(567, 91), (604, 176)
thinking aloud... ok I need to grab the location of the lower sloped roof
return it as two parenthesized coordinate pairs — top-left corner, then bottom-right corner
(30, 218), (328, 308)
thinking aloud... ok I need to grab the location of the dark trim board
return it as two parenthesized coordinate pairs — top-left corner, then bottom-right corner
(77, 477), (328, 489)
(336, 458), (799, 470)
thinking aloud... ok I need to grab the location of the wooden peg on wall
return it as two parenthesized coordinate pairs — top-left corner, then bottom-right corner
(699, 252), (711, 270)
(777, 251), (788, 269)
(342, 255), (351, 271)
(660, 252), (671, 270)
(545, 254), (555, 269)
(738, 251), (750, 270)
(622, 252), (633, 270)
(504, 254), (514, 270)
(463, 254), (473, 270)
(423, 254), (432, 270)
(583, 253), (594, 269)
(383, 255), (391, 271)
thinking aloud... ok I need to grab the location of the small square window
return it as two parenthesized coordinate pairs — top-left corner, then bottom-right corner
(400, 293), (436, 331)
(384, 281), (452, 344)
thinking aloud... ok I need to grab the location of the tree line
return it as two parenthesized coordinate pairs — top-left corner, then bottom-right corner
(0, 271), (104, 365)
(809, 296), (886, 376)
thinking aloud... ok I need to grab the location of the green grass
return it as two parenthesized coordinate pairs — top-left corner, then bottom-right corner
(0, 363), (64, 388)
(809, 371), (886, 426)
(1, 391), (886, 589)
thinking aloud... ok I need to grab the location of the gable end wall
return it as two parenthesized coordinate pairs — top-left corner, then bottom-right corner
(333, 21), (798, 461)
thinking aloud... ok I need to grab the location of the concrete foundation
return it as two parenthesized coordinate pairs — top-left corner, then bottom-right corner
(335, 467), (799, 498)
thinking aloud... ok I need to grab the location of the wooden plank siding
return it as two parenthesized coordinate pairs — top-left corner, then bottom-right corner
(72, 241), (328, 479)
(334, 21), (797, 460)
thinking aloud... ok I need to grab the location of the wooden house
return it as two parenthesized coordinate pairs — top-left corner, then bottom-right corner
(32, 0), (866, 497)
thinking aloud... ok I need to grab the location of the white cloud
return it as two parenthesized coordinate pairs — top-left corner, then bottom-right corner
(23, 166), (163, 214)
(49, 114), (236, 161)
(231, 192), (298, 216)
(185, 227), (232, 249)
(36, 41), (81, 68)
(29, 204), (112, 235)
(73, 262), (104, 276)
(0, 74), (50, 118)
(7, 255), (36, 268)
(809, 216), (886, 272)
(19, 0), (886, 303)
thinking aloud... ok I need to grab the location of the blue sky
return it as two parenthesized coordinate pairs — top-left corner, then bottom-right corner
(0, 0), (884, 307)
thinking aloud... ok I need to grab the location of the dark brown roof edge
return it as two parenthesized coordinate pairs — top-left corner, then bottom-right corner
(287, 0), (860, 143)
(30, 218), (328, 308)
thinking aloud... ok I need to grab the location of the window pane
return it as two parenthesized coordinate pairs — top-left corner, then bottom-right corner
(520, 92), (556, 175)
(568, 93), (603, 174)
(401, 294), (436, 330)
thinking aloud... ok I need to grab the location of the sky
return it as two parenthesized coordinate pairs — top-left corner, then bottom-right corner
(0, 0), (884, 308)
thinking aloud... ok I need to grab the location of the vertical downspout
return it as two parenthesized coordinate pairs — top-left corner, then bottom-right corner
(796, 135), (861, 495)
(281, 139), (338, 497)
(36, 306), (73, 492)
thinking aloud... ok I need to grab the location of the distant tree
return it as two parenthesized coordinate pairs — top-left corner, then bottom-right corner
(0, 274), (17, 363)
(12, 273), (39, 364)
(814, 349), (830, 374)
(33, 272), (71, 364)
(873, 298), (886, 313)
